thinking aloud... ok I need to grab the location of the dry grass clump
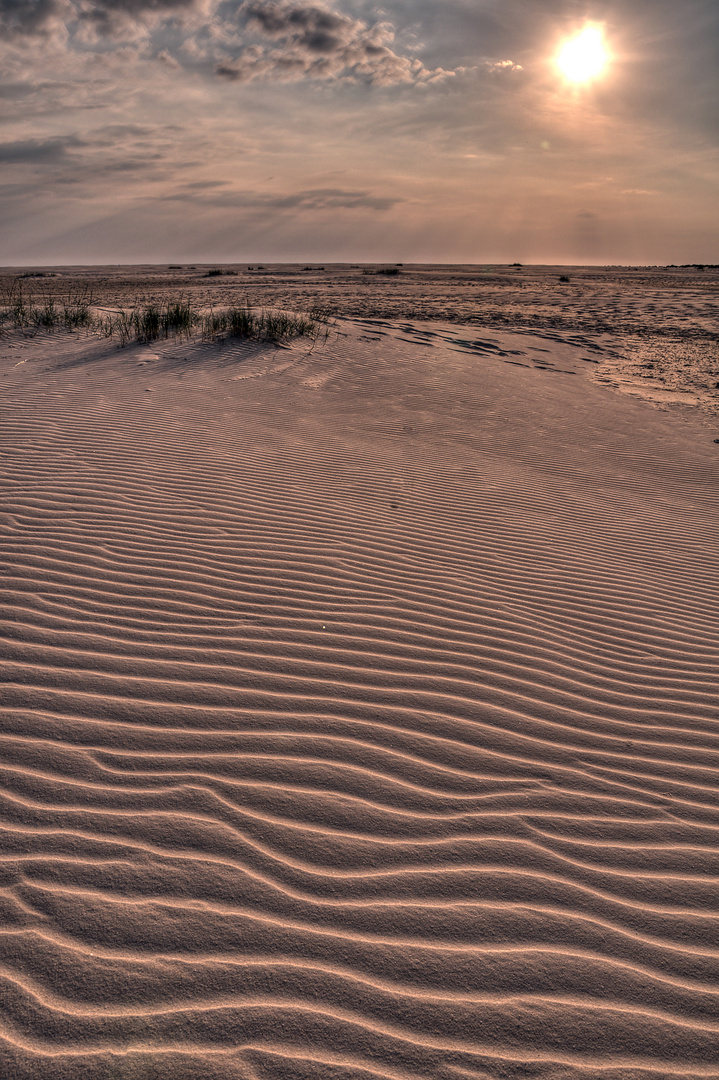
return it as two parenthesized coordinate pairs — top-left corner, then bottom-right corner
(0, 280), (329, 347)
(101, 300), (197, 345)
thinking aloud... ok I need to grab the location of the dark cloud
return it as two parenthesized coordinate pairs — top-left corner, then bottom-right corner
(0, 0), (202, 38)
(90, 0), (197, 11)
(0, 81), (41, 99)
(0, 0), (68, 37)
(242, 1), (354, 52)
(0, 134), (85, 163)
(164, 184), (402, 210)
(74, 0), (202, 37)
(267, 187), (401, 210)
(217, 1), (453, 84)
(94, 124), (156, 137)
(183, 179), (231, 188)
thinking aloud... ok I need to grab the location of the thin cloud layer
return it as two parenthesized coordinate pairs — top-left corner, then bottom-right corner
(164, 185), (403, 210)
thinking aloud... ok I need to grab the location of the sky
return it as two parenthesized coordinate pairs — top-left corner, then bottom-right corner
(1, 0), (718, 265)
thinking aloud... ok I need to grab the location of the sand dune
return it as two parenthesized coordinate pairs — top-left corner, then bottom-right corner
(1, 301), (719, 1079)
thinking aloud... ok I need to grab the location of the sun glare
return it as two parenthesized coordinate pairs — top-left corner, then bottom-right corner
(556, 25), (609, 84)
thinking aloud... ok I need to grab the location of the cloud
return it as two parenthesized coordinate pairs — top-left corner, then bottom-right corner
(264, 187), (402, 210)
(0, 0), (72, 38)
(183, 178), (230, 188)
(165, 185), (403, 211)
(0, 134), (85, 162)
(1, 0), (457, 91)
(0, 0), (207, 41)
(486, 59), (522, 72)
(241, 0), (351, 45)
(88, 0), (198, 11)
(74, 0), (202, 36)
(216, 0), (454, 85)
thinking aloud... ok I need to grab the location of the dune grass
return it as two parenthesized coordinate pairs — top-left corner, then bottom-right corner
(0, 280), (329, 347)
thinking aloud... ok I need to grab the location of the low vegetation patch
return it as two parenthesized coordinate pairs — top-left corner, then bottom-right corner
(1, 281), (94, 330)
(196, 304), (324, 346)
(0, 280), (329, 347)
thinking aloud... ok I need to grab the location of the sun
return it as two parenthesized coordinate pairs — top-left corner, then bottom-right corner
(556, 25), (609, 84)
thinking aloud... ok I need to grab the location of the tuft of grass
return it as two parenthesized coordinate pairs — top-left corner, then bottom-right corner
(62, 288), (94, 329)
(201, 304), (327, 344)
(100, 299), (199, 345)
(37, 298), (59, 327)
(2, 281), (30, 327)
(226, 306), (256, 338)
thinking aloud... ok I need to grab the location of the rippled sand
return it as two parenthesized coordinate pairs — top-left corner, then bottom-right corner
(1, 272), (719, 1079)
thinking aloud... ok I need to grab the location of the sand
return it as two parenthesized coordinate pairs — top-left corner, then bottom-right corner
(1, 267), (719, 1080)
(6, 262), (719, 418)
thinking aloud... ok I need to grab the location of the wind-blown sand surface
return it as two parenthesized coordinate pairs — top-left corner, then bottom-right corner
(6, 262), (718, 417)
(1, 271), (719, 1079)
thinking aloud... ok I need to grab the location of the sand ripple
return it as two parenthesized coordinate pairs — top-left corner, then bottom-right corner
(1, 320), (718, 1079)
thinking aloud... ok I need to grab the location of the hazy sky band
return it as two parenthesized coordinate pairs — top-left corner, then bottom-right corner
(2, 0), (717, 263)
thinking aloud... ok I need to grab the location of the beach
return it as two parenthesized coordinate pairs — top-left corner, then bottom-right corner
(1, 265), (718, 1079)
